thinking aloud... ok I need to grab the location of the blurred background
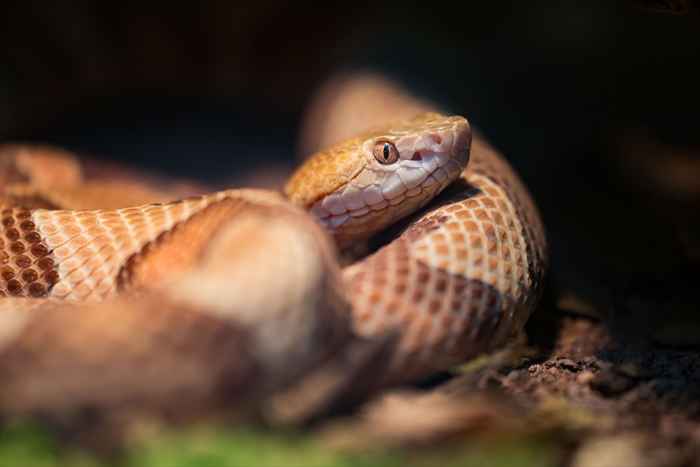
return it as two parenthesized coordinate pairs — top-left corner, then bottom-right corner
(1, 0), (700, 464)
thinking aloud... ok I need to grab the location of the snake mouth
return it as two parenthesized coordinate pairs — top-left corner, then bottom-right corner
(311, 152), (463, 231)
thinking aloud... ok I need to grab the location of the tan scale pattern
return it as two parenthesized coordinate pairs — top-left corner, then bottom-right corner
(24, 192), (235, 301)
(343, 137), (547, 386)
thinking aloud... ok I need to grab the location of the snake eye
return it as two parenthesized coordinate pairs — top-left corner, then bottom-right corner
(373, 141), (400, 165)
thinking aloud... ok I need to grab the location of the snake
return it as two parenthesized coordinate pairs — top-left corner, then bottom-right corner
(0, 89), (547, 424)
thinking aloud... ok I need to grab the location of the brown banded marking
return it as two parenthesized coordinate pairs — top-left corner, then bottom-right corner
(1, 208), (58, 298)
(116, 198), (252, 292)
(22, 194), (232, 301)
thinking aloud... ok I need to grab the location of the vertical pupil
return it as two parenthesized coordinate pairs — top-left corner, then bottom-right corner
(383, 144), (390, 160)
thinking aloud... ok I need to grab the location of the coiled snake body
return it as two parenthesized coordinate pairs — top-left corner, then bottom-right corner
(0, 100), (546, 422)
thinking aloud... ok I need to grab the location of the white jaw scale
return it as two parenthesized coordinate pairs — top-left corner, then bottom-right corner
(310, 121), (468, 233)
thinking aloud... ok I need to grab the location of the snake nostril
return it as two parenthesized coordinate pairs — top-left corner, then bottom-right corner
(411, 151), (422, 161)
(430, 134), (442, 144)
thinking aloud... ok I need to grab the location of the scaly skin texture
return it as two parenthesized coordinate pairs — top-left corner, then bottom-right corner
(0, 190), (351, 419)
(344, 139), (547, 384)
(299, 73), (547, 385)
(0, 102), (547, 422)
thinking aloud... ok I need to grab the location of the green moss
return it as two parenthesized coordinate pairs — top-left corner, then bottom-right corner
(125, 427), (400, 467)
(0, 421), (101, 467)
(0, 421), (559, 467)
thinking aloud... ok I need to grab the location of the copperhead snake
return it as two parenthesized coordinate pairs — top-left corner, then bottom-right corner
(0, 81), (547, 424)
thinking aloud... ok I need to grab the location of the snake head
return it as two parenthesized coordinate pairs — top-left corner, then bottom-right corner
(285, 112), (471, 247)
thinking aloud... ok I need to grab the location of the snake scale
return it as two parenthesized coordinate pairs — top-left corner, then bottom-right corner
(0, 80), (547, 425)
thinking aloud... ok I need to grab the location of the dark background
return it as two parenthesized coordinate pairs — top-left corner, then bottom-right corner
(1, 1), (699, 334)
